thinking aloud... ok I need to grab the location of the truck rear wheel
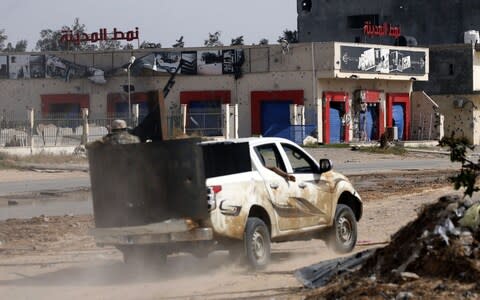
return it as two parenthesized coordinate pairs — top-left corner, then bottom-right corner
(244, 217), (270, 269)
(326, 204), (357, 253)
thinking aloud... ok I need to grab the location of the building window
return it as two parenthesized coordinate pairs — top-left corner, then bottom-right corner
(107, 92), (151, 121)
(187, 100), (222, 136)
(347, 15), (379, 29)
(180, 91), (231, 137)
(449, 64), (455, 76)
(301, 0), (312, 12)
(41, 94), (89, 118)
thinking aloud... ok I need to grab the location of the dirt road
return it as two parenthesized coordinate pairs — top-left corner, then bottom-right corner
(0, 165), (461, 299)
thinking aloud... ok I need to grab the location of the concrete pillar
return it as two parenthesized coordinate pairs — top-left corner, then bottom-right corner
(81, 108), (89, 145)
(290, 104), (298, 125)
(222, 103), (230, 139)
(132, 104), (139, 127)
(298, 105), (305, 125)
(180, 104), (187, 135)
(232, 104), (239, 139)
(317, 95), (323, 144)
(28, 108), (34, 153)
(438, 114), (445, 141)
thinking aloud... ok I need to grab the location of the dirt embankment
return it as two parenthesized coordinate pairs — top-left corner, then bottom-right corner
(305, 195), (480, 299)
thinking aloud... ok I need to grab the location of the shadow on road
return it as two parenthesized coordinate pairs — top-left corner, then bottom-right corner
(0, 249), (309, 287)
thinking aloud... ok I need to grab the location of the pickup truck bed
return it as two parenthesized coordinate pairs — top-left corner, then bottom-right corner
(87, 138), (207, 228)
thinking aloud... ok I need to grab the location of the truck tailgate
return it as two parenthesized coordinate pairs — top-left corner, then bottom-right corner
(87, 138), (207, 228)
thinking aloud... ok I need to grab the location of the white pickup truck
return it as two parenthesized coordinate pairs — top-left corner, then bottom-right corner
(89, 137), (362, 269)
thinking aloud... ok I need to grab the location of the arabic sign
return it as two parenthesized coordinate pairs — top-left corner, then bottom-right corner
(340, 46), (426, 75)
(363, 22), (401, 39)
(60, 27), (139, 45)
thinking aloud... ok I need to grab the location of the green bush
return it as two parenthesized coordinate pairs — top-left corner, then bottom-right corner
(439, 135), (479, 197)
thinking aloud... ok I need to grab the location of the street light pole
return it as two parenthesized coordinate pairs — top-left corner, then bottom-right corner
(127, 56), (136, 124)
(127, 65), (131, 122)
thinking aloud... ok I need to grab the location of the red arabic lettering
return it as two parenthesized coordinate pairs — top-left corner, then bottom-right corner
(363, 22), (401, 39)
(59, 27), (139, 44)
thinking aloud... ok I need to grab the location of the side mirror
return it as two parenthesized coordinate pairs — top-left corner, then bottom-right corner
(318, 159), (333, 173)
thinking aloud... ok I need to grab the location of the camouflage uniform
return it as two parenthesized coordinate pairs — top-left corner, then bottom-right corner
(86, 119), (140, 149)
(102, 130), (140, 145)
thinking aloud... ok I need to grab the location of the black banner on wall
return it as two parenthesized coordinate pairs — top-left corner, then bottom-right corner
(340, 46), (426, 76)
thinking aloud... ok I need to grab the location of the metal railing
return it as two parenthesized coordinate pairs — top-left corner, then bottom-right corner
(0, 110), (204, 147)
(185, 111), (224, 137)
(411, 112), (439, 141)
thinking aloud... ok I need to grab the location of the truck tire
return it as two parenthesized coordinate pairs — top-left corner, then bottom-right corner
(326, 204), (357, 253)
(244, 217), (270, 269)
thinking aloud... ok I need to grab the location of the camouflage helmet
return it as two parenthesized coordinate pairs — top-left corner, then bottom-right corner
(111, 119), (127, 131)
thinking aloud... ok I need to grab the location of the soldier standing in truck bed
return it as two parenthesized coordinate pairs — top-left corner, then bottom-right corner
(102, 119), (140, 145)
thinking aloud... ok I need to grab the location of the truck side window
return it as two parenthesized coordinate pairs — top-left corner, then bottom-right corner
(281, 144), (316, 173)
(255, 144), (286, 172)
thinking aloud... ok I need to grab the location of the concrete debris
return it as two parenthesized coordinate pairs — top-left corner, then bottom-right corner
(396, 292), (414, 300)
(459, 203), (480, 230)
(433, 218), (460, 245)
(73, 145), (87, 157)
(399, 272), (420, 281)
(302, 195), (480, 298)
(294, 248), (376, 288)
(361, 195), (480, 281)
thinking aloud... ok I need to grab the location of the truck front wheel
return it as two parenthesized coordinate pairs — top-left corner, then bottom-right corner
(326, 204), (357, 253)
(244, 217), (271, 269)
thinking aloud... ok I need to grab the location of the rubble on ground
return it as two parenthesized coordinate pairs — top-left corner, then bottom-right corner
(0, 215), (94, 254)
(301, 195), (480, 299)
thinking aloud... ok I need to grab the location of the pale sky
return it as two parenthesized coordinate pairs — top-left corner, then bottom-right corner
(3, 0), (298, 50)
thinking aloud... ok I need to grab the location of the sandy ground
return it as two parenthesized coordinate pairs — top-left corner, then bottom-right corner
(0, 163), (459, 299)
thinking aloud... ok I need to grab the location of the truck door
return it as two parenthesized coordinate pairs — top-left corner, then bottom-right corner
(255, 143), (323, 231)
(279, 143), (333, 227)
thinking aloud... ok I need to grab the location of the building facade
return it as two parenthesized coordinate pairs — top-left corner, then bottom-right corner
(414, 43), (480, 144)
(0, 42), (428, 145)
(297, 0), (480, 46)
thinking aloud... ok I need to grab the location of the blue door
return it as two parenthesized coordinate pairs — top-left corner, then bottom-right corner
(188, 100), (222, 136)
(115, 102), (128, 117)
(261, 101), (292, 136)
(329, 103), (343, 143)
(392, 103), (405, 140)
(366, 105), (378, 141)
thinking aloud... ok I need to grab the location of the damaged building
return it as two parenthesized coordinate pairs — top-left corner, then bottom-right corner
(0, 42), (429, 145)
(296, 0), (480, 144)
(414, 43), (480, 145)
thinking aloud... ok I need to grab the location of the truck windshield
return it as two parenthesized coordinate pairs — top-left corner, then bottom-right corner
(202, 142), (252, 178)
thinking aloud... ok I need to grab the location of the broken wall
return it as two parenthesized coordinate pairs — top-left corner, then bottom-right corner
(432, 94), (480, 144)
(411, 91), (444, 141)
